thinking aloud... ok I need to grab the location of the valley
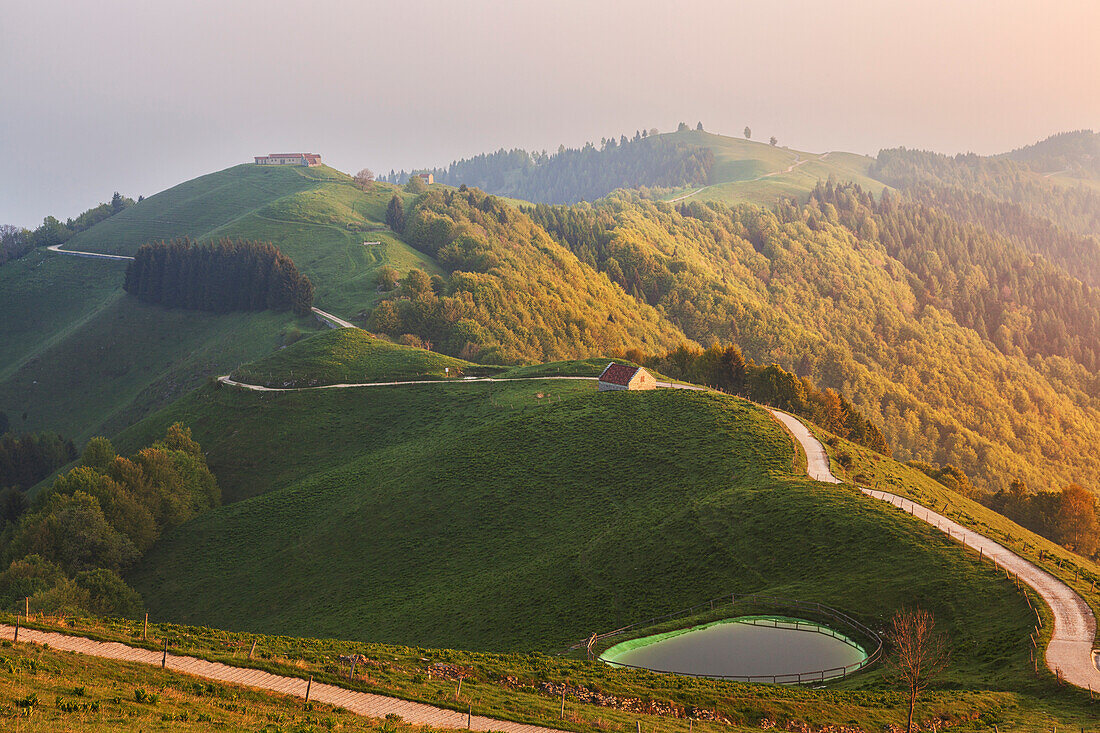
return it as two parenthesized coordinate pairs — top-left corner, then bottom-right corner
(3, 128), (1100, 732)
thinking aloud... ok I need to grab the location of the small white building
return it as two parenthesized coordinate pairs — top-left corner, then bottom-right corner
(254, 153), (322, 167)
(598, 363), (656, 391)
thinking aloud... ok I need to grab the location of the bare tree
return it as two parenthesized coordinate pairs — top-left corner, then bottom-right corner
(353, 168), (375, 191)
(886, 608), (950, 733)
(743, 126), (752, 140)
(769, 136), (778, 146)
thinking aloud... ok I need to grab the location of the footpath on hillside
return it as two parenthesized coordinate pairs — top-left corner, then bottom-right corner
(0, 622), (566, 733)
(768, 408), (1100, 690)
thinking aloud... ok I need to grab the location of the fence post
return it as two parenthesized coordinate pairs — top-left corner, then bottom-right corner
(13, 617), (18, 643)
(560, 687), (566, 719)
(249, 640), (257, 659)
(305, 675), (312, 702)
(143, 612), (148, 641)
(161, 638), (168, 668)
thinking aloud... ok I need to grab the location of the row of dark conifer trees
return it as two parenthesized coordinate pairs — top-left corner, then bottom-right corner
(123, 238), (314, 315)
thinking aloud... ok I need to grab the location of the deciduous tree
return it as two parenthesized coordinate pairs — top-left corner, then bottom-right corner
(886, 608), (950, 733)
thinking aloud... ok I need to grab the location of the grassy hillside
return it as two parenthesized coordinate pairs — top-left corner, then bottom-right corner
(0, 250), (125, 383)
(9, 612), (1100, 733)
(119, 377), (1036, 692)
(0, 164), (445, 442)
(62, 163), (442, 319)
(0, 640), (407, 731)
(658, 131), (887, 207)
(229, 328), (489, 388)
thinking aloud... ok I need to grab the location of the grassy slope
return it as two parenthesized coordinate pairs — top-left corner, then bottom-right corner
(0, 165), (440, 443)
(9, 614), (1098, 733)
(120, 380), (1036, 694)
(64, 163), (440, 319)
(0, 640), (408, 732)
(0, 251), (125, 383)
(658, 131), (887, 206)
(811, 425), (1100, 646)
(0, 297), (307, 443)
(229, 328), (486, 388)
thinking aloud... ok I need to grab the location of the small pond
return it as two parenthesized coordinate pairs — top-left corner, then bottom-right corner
(599, 616), (868, 682)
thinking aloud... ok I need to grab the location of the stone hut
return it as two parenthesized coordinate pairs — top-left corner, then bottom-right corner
(597, 363), (656, 391)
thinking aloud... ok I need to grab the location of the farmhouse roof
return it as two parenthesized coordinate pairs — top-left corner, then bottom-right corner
(598, 362), (641, 386)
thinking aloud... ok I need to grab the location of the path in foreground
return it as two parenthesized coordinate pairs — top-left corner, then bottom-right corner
(0, 623), (564, 733)
(767, 408), (1100, 690)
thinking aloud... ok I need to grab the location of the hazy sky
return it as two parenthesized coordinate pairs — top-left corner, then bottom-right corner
(3, 0), (1099, 226)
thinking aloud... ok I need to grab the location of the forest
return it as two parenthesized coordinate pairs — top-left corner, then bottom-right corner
(0, 424), (218, 617)
(124, 237), (315, 315)
(383, 131), (714, 204)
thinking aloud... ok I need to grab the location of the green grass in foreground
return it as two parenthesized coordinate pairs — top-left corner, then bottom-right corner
(117, 381), (1042, 696)
(0, 638), (415, 731)
(230, 328), (491, 388)
(4, 614), (1097, 733)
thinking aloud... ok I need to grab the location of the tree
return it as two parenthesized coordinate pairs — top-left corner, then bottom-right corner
(110, 192), (124, 213)
(353, 168), (375, 191)
(677, 122), (689, 132)
(385, 195), (406, 232)
(376, 266), (400, 291)
(405, 174), (427, 194)
(886, 608), (950, 733)
(696, 121), (704, 131)
(770, 136), (778, 146)
(1056, 483), (1099, 555)
(744, 126), (752, 140)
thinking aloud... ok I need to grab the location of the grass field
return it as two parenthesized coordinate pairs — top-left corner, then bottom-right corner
(0, 296), (312, 444)
(113, 375), (1042, 699)
(0, 250), (126, 383)
(0, 639), (414, 732)
(658, 131), (888, 206)
(229, 328), (492, 388)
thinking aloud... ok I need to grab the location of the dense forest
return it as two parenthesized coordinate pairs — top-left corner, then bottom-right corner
(1006, 129), (1100, 178)
(0, 424), (218, 617)
(809, 182), (1100, 369)
(0, 192), (135, 266)
(871, 146), (1100, 240)
(368, 187), (687, 362)
(383, 131), (714, 204)
(984, 481), (1099, 558)
(124, 238), (314, 315)
(0, 432), (77, 492)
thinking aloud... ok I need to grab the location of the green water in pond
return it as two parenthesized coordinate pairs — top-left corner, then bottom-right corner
(600, 616), (867, 680)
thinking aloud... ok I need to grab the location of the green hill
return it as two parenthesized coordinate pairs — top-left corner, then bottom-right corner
(0, 164), (448, 441)
(118, 366), (1034, 691)
(657, 131), (887, 207)
(229, 328), (489, 388)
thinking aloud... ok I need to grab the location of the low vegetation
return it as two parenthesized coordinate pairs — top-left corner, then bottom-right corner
(3, 612), (1097, 733)
(0, 640), (402, 732)
(229, 328), (491, 389)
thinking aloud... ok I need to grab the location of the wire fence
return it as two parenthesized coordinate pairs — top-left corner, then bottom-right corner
(565, 591), (883, 685)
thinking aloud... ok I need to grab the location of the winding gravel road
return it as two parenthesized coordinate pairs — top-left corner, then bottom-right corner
(768, 408), (1100, 689)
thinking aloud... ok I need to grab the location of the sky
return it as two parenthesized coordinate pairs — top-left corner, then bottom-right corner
(2, 0), (1099, 227)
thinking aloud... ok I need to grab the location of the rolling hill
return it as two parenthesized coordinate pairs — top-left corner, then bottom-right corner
(113, 339), (1038, 693)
